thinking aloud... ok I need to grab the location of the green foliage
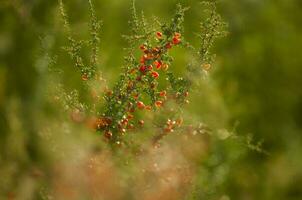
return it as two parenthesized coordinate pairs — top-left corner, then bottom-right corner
(59, 0), (102, 80)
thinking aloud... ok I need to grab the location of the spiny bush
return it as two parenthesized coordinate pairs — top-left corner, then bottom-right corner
(56, 0), (227, 148)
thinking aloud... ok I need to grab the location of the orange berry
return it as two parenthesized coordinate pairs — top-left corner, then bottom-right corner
(151, 71), (159, 79)
(140, 56), (145, 64)
(164, 127), (173, 133)
(153, 60), (162, 69)
(121, 118), (129, 125)
(156, 31), (162, 38)
(155, 100), (163, 107)
(159, 90), (167, 97)
(145, 105), (152, 111)
(174, 32), (181, 38)
(172, 37), (181, 45)
(127, 114), (134, 120)
(147, 65), (153, 71)
(140, 44), (146, 51)
(81, 73), (88, 81)
(137, 101), (145, 109)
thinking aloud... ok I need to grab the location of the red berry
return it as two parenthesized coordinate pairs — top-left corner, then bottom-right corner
(165, 43), (172, 49)
(127, 114), (134, 120)
(137, 101), (145, 109)
(140, 44), (146, 51)
(159, 90), (167, 97)
(139, 65), (147, 73)
(152, 47), (160, 53)
(151, 71), (159, 79)
(153, 60), (162, 69)
(174, 32), (181, 38)
(81, 73), (88, 81)
(184, 91), (189, 97)
(140, 56), (145, 64)
(147, 65), (153, 71)
(121, 118), (129, 125)
(156, 31), (162, 38)
(155, 100), (163, 107)
(172, 37), (181, 45)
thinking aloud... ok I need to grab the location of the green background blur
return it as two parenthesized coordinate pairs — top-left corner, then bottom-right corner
(1, 0), (302, 199)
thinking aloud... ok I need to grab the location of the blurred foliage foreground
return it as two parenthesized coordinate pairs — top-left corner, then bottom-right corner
(1, 0), (302, 200)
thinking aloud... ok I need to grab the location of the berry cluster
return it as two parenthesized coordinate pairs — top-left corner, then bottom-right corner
(58, 1), (227, 146)
(96, 31), (189, 143)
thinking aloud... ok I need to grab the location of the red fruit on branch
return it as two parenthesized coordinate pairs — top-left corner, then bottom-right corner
(81, 73), (89, 81)
(121, 118), (129, 126)
(127, 114), (134, 120)
(172, 37), (181, 45)
(153, 60), (162, 69)
(155, 100), (163, 107)
(151, 71), (159, 79)
(156, 31), (162, 38)
(147, 65), (153, 71)
(159, 90), (167, 97)
(140, 56), (145, 64)
(164, 127), (173, 133)
(165, 42), (172, 49)
(139, 44), (146, 51)
(174, 32), (181, 38)
(137, 101), (145, 109)
(139, 65), (147, 73)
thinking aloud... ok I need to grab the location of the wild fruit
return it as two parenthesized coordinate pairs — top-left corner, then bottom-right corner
(137, 101), (145, 109)
(151, 71), (159, 79)
(155, 100), (163, 107)
(156, 31), (162, 38)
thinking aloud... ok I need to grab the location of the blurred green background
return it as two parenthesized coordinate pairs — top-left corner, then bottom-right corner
(1, 0), (302, 199)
